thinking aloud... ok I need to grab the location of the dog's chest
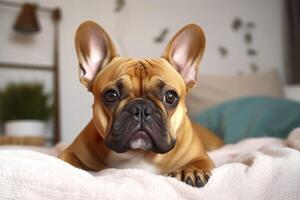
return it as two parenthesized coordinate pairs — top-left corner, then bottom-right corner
(106, 151), (160, 174)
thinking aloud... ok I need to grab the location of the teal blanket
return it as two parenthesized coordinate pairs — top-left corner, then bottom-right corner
(193, 96), (300, 144)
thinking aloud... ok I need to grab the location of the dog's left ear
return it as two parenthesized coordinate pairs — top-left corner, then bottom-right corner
(162, 24), (205, 88)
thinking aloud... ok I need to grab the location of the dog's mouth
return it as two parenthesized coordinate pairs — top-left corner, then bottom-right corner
(105, 127), (175, 154)
(126, 130), (153, 151)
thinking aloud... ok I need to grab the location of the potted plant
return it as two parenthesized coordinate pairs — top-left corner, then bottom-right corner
(0, 82), (52, 137)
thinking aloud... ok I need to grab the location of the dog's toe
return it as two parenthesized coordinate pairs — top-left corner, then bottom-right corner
(167, 168), (211, 188)
(194, 169), (207, 187)
(183, 168), (196, 186)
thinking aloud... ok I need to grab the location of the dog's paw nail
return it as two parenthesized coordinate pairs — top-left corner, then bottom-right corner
(167, 172), (175, 177)
(185, 177), (193, 186)
(204, 172), (211, 181)
(195, 175), (204, 187)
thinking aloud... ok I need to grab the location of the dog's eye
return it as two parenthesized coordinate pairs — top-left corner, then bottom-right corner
(163, 90), (179, 105)
(104, 89), (119, 104)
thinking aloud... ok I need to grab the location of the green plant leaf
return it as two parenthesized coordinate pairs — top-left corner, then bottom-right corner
(244, 32), (252, 44)
(218, 46), (228, 57)
(247, 48), (257, 56)
(232, 18), (242, 31)
(154, 28), (169, 43)
(115, 0), (126, 12)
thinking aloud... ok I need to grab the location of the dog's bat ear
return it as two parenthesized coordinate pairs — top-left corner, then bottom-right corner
(75, 21), (118, 88)
(162, 24), (205, 88)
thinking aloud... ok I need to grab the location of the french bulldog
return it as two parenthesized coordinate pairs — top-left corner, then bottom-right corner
(59, 21), (223, 187)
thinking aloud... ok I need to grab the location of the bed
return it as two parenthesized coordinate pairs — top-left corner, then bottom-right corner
(1, 69), (300, 200)
(0, 128), (300, 200)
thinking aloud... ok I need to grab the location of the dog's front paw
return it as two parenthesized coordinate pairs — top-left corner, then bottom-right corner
(167, 167), (211, 188)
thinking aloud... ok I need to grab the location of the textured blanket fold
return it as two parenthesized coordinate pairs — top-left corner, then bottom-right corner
(1, 129), (300, 200)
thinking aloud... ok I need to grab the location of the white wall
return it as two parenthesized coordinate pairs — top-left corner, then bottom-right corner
(0, 0), (288, 143)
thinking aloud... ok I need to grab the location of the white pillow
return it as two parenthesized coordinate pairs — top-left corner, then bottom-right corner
(186, 69), (284, 115)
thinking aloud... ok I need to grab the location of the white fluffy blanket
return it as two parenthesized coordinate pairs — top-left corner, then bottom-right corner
(1, 129), (300, 200)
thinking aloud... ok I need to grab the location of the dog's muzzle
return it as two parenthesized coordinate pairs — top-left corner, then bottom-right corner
(105, 98), (175, 153)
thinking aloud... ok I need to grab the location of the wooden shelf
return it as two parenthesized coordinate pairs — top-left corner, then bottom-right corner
(0, 2), (62, 144)
(0, 135), (45, 146)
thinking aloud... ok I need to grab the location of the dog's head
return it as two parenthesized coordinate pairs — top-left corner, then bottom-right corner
(75, 21), (205, 154)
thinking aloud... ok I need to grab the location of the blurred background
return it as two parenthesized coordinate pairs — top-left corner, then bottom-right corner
(0, 0), (299, 146)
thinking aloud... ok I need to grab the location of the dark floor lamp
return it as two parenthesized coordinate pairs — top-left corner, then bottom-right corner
(0, 0), (62, 144)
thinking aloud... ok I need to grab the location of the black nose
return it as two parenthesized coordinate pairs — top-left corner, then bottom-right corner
(127, 99), (156, 120)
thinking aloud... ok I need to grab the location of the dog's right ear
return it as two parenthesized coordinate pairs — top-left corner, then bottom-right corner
(75, 21), (118, 89)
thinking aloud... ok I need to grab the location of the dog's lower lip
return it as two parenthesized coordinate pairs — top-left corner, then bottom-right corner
(130, 130), (149, 140)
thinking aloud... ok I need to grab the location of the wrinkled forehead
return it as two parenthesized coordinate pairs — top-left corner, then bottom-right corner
(93, 57), (185, 95)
